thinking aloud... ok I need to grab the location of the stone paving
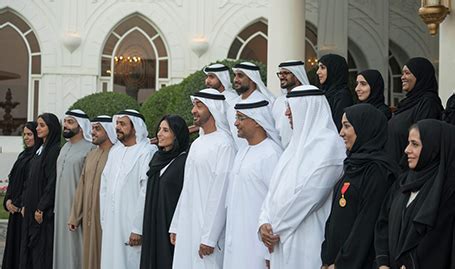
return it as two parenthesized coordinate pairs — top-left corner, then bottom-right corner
(0, 219), (7, 263)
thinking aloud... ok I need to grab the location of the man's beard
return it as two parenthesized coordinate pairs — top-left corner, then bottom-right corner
(281, 80), (296, 90)
(117, 130), (131, 142)
(92, 135), (107, 145)
(235, 84), (249, 95)
(207, 81), (222, 91)
(63, 126), (80, 139)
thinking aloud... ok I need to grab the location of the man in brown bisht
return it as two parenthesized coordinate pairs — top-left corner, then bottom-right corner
(67, 115), (117, 269)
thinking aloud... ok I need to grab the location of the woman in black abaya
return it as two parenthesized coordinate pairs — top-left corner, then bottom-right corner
(317, 53), (354, 131)
(19, 113), (61, 269)
(2, 122), (42, 269)
(321, 104), (398, 269)
(442, 93), (455, 125)
(386, 57), (443, 168)
(355, 69), (391, 119)
(375, 119), (455, 269)
(140, 115), (190, 269)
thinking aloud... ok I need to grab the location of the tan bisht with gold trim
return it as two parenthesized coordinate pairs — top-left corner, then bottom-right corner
(68, 147), (110, 269)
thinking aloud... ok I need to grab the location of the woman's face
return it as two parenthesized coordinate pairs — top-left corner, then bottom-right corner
(36, 117), (49, 141)
(405, 127), (422, 170)
(339, 113), (357, 151)
(316, 62), (328, 85)
(355, 75), (371, 101)
(23, 126), (35, 148)
(157, 120), (176, 152)
(401, 65), (417, 93)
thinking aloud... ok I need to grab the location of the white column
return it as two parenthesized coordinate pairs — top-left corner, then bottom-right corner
(317, 0), (348, 59)
(266, 0), (306, 95)
(438, 0), (455, 107)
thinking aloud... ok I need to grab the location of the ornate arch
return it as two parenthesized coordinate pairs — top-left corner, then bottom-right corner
(99, 15), (170, 103)
(0, 9), (42, 135)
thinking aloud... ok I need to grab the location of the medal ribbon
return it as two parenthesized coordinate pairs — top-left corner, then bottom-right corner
(341, 182), (350, 197)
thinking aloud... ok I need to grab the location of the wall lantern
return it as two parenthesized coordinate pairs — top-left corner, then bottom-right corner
(419, 0), (451, 35)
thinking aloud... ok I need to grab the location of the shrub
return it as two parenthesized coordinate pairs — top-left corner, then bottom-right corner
(69, 92), (140, 118)
(140, 84), (181, 135)
(140, 59), (267, 135)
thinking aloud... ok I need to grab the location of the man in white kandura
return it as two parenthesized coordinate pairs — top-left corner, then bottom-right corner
(224, 99), (283, 269)
(203, 63), (238, 107)
(100, 109), (157, 269)
(258, 85), (346, 269)
(228, 62), (276, 149)
(272, 60), (310, 147)
(170, 88), (236, 269)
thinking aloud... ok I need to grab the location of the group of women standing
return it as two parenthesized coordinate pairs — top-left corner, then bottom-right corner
(3, 113), (61, 269)
(318, 54), (454, 269)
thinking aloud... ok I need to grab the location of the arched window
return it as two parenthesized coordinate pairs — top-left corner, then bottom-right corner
(227, 21), (268, 64)
(347, 51), (358, 92)
(0, 9), (41, 136)
(388, 51), (405, 107)
(305, 25), (318, 70)
(100, 15), (169, 103)
(227, 20), (322, 72)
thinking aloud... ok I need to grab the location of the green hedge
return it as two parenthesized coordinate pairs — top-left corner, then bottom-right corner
(140, 84), (181, 135)
(69, 92), (140, 118)
(68, 60), (267, 136)
(67, 60), (356, 138)
(141, 59), (267, 135)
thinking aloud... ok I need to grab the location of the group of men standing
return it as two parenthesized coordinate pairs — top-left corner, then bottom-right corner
(169, 60), (344, 269)
(51, 109), (157, 269)
(37, 59), (339, 269)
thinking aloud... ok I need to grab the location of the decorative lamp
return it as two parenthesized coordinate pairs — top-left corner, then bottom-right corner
(419, 0), (451, 36)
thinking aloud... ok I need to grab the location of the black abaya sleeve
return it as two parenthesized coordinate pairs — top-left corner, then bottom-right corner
(334, 166), (391, 268)
(414, 97), (442, 122)
(378, 104), (392, 120)
(3, 175), (13, 211)
(3, 157), (20, 211)
(374, 181), (399, 267)
(37, 146), (59, 212)
(321, 187), (337, 266)
(451, 222), (455, 269)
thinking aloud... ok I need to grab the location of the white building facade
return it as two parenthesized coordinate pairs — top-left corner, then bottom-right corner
(0, 0), (451, 157)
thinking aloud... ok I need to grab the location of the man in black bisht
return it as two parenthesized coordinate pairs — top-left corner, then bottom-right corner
(317, 53), (354, 131)
(20, 113), (61, 269)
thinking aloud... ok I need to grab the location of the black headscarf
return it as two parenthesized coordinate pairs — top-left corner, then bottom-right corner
(319, 54), (350, 99)
(442, 93), (455, 125)
(395, 57), (442, 114)
(147, 115), (190, 177)
(358, 69), (385, 107)
(393, 119), (455, 255)
(12, 121), (42, 170)
(343, 104), (398, 179)
(37, 113), (62, 164)
(3, 122), (42, 208)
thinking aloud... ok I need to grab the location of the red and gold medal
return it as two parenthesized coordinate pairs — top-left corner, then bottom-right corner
(339, 182), (350, 208)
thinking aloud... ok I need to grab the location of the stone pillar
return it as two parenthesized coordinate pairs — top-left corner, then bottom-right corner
(267, 0), (306, 95)
(438, 0), (455, 107)
(317, 0), (348, 59)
